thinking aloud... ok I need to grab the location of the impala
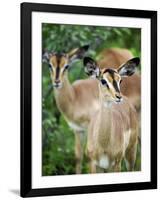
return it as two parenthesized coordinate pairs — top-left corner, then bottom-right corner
(98, 48), (141, 141)
(84, 56), (140, 173)
(43, 45), (99, 173)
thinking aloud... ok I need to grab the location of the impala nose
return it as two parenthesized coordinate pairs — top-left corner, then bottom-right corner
(115, 94), (122, 102)
(55, 79), (60, 84)
(53, 80), (62, 88)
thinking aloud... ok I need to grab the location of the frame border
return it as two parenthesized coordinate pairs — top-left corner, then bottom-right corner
(20, 2), (157, 197)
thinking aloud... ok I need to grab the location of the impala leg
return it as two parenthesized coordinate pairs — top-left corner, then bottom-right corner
(125, 142), (137, 171)
(137, 110), (141, 146)
(90, 160), (97, 173)
(112, 154), (122, 172)
(86, 148), (97, 173)
(113, 161), (122, 172)
(74, 132), (85, 174)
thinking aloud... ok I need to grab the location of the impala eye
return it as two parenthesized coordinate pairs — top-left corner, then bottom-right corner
(101, 79), (107, 85)
(64, 65), (69, 70)
(120, 80), (122, 84)
(101, 79), (110, 89)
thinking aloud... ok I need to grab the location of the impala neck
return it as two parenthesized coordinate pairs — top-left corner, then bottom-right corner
(98, 83), (113, 110)
(97, 85), (113, 143)
(54, 72), (75, 116)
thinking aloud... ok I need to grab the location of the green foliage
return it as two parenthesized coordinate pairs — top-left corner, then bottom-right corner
(42, 23), (141, 57)
(42, 23), (141, 176)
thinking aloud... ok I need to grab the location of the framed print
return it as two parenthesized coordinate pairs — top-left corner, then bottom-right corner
(21, 2), (157, 197)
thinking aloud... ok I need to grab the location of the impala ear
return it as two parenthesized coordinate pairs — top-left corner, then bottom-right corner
(42, 50), (55, 63)
(83, 57), (101, 78)
(117, 57), (140, 77)
(68, 45), (89, 62)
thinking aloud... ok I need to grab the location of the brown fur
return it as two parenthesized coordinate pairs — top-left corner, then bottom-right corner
(54, 73), (99, 128)
(50, 54), (68, 68)
(98, 48), (133, 68)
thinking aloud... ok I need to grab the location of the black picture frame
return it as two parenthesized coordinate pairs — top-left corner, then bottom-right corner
(21, 2), (157, 197)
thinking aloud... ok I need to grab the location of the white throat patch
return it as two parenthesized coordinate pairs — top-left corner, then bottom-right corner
(103, 101), (112, 108)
